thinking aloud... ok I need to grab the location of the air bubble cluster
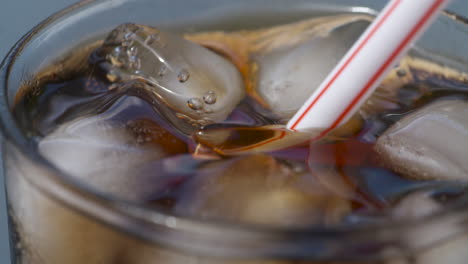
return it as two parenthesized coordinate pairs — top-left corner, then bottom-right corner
(103, 24), (143, 74)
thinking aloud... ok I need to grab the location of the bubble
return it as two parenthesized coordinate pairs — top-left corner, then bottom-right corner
(178, 69), (190, 83)
(203, 91), (217, 104)
(187, 98), (204, 110)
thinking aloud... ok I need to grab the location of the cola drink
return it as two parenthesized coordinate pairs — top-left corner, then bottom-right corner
(3, 1), (468, 264)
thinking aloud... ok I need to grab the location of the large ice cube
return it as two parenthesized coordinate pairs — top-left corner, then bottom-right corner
(375, 100), (468, 180)
(95, 23), (245, 128)
(253, 17), (370, 120)
(38, 96), (191, 202)
(175, 155), (351, 227)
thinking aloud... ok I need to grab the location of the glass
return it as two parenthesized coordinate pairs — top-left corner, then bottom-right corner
(1, 0), (468, 263)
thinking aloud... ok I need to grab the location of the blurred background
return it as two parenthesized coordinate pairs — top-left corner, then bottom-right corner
(0, 0), (467, 263)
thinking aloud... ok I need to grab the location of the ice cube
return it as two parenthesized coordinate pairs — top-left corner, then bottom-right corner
(38, 96), (191, 202)
(253, 17), (370, 120)
(175, 155), (351, 227)
(95, 23), (245, 130)
(375, 100), (468, 181)
(7, 151), (130, 264)
(391, 191), (468, 264)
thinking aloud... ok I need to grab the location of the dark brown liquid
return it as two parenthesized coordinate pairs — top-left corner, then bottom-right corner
(13, 37), (468, 227)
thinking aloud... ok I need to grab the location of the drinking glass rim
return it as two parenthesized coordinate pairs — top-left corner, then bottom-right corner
(2, 0), (468, 260)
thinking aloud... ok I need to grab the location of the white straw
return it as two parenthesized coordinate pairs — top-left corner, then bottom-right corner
(287, 0), (451, 135)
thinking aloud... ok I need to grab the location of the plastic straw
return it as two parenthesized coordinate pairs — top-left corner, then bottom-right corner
(287, 0), (451, 135)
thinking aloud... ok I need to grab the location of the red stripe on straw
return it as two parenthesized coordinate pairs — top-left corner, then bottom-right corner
(313, 0), (446, 139)
(289, 0), (403, 130)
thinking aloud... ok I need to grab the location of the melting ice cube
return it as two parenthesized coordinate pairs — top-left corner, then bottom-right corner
(38, 96), (195, 202)
(252, 16), (371, 120)
(94, 23), (245, 130)
(375, 99), (468, 181)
